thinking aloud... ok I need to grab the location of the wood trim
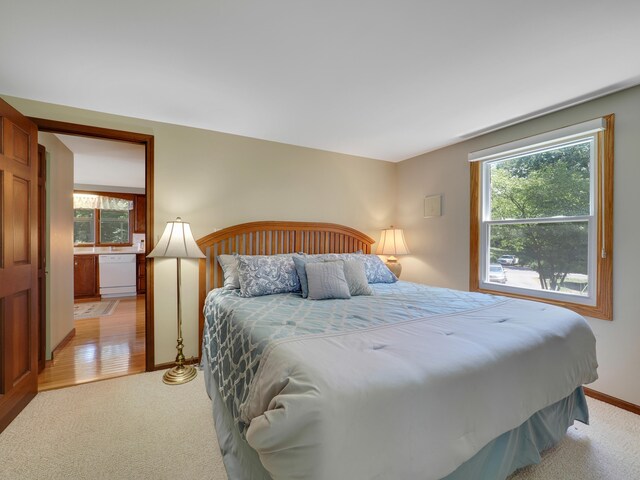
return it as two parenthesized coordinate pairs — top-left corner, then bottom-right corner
(152, 356), (199, 372)
(197, 221), (375, 249)
(596, 114), (614, 320)
(38, 144), (47, 373)
(51, 328), (75, 360)
(584, 387), (640, 416)
(196, 221), (376, 360)
(31, 117), (152, 143)
(29, 117), (156, 371)
(472, 287), (609, 319)
(73, 296), (101, 303)
(198, 255), (206, 361)
(469, 162), (481, 292)
(96, 209), (134, 246)
(145, 137), (155, 372)
(469, 115), (614, 320)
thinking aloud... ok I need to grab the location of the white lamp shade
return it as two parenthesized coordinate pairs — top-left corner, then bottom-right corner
(375, 227), (410, 256)
(147, 218), (205, 259)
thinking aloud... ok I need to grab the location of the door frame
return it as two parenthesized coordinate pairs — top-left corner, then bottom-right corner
(31, 117), (156, 372)
(37, 144), (46, 372)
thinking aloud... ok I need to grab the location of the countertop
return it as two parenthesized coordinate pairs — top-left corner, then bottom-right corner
(74, 246), (146, 255)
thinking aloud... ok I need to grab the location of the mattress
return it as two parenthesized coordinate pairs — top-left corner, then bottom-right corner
(202, 281), (598, 479)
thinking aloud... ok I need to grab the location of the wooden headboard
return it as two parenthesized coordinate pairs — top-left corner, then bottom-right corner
(197, 221), (375, 353)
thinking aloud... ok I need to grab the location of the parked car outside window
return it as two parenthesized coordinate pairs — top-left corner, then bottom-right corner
(498, 254), (518, 265)
(489, 263), (507, 284)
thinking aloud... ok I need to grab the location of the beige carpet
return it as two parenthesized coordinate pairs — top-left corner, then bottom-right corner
(509, 397), (640, 479)
(73, 300), (120, 320)
(0, 372), (638, 479)
(0, 371), (224, 480)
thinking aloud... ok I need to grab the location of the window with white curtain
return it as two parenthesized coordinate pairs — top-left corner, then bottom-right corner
(73, 193), (133, 245)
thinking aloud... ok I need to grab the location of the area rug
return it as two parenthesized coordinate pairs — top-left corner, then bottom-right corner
(73, 300), (119, 320)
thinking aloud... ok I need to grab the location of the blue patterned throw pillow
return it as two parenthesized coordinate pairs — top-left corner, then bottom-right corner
(236, 255), (301, 297)
(358, 254), (398, 284)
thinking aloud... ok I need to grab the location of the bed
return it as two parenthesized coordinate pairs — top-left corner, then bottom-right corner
(197, 221), (598, 480)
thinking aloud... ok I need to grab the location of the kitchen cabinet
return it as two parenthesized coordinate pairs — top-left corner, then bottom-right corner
(74, 255), (99, 299)
(134, 194), (146, 233)
(137, 254), (146, 294)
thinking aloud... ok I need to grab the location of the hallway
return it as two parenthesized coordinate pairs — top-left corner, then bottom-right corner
(39, 296), (145, 391)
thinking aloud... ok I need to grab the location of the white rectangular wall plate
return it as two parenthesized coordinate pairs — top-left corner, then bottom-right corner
(424, 195), (442, 217)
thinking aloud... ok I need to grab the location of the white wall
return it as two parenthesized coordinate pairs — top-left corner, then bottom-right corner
(2, 95), (396, 366)
(38, 132), (75, 354)
(397, 85), (640, 406)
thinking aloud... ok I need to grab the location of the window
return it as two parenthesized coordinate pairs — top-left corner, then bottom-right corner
(73, 193), (133, 246)
(74, 208), (96, 244)
(470, 115), (613, 320)
(99, 210), (130, 244)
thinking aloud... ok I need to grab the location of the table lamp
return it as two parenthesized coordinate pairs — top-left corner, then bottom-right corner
(376, 226), (410, 278)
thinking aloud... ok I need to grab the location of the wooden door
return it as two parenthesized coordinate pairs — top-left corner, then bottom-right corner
(0, 98), (39, 433)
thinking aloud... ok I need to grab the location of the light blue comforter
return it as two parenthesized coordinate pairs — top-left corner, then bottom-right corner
(203, 280), (597, 480)
(202, 281), (506, 433)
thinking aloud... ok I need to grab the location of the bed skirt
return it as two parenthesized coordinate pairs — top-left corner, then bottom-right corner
(202, 350), (589, 480)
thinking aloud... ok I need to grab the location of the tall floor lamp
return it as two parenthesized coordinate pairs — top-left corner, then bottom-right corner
(148, 217), (205, 385)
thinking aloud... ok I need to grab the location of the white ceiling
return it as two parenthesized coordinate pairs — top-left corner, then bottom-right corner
(55, 135), (145, 189)
(2, 1), (640, 161)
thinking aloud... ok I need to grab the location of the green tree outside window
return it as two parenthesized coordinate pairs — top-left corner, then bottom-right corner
(487, 140), (592, 295)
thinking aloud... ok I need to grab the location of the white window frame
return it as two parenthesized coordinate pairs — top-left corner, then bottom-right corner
(469, 116), (614, 320)
(479, 136), (597, 305)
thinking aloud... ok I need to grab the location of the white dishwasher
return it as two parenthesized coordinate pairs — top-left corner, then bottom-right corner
(99, 254), (137, 298)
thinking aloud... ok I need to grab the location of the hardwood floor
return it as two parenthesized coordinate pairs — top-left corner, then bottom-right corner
(38, 296), (145, 391)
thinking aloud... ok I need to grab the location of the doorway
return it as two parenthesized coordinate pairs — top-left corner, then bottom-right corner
(31, 118), (155, 389)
